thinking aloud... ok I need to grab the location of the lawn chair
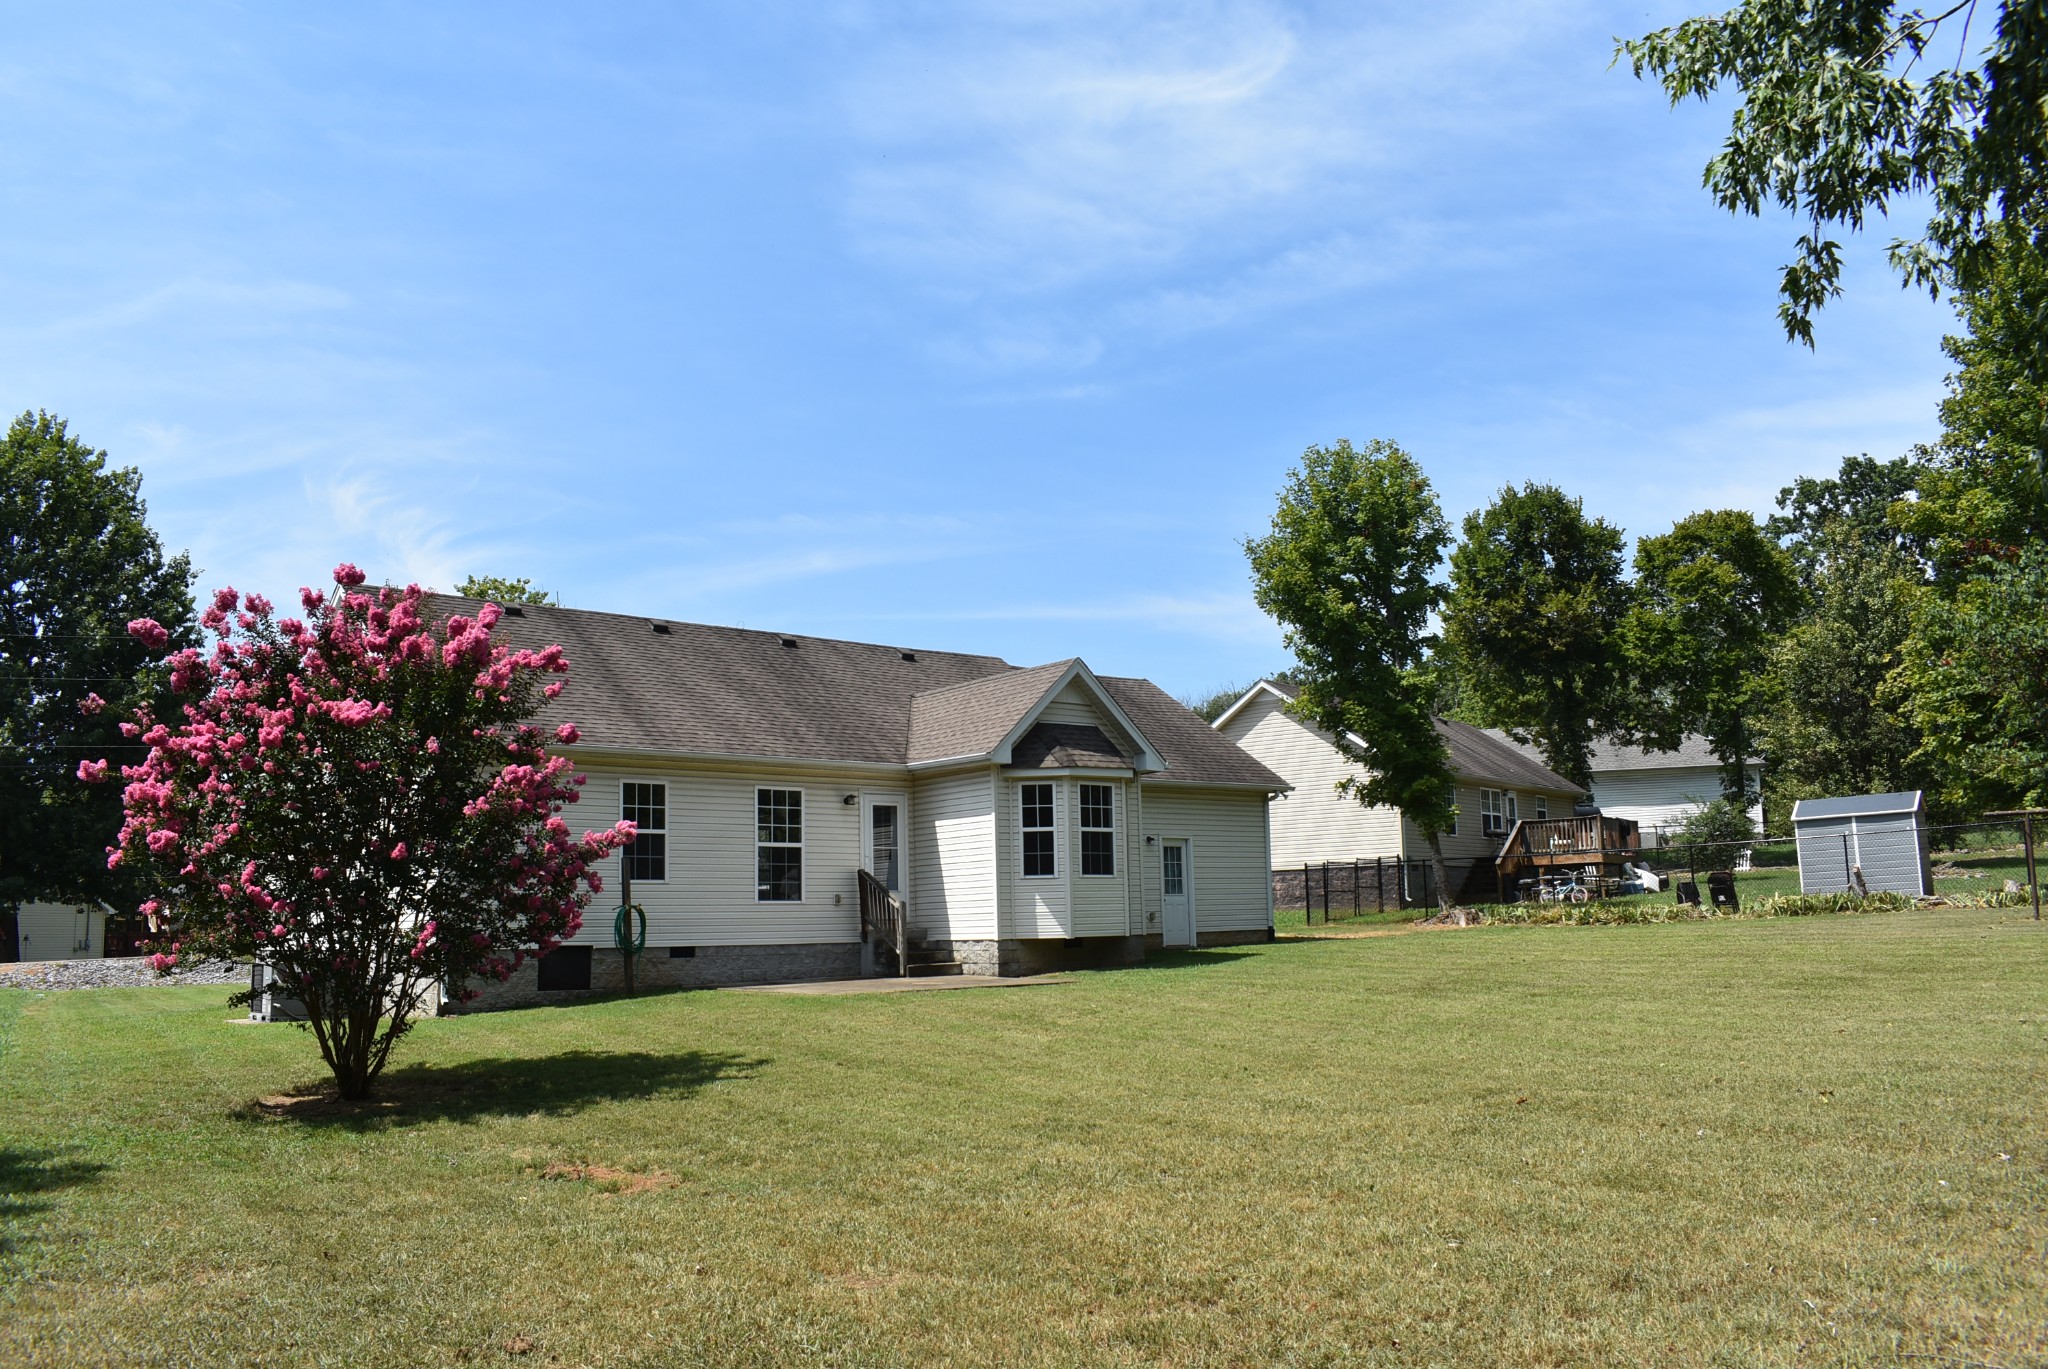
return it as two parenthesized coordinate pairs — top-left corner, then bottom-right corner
(1675, 879), (1701, 907)
(1707, 870), (1739, 913)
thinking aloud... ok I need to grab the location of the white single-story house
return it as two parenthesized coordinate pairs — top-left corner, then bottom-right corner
(457, 600), (1288, 1006)
(1486, 731), (1763, 843)
(1211, 680), (1583, 886)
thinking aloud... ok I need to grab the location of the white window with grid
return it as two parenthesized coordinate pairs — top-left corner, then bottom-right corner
(756, 788), (803, 901)
(1078, 783), (1116, 877)
(1020, 782), (1056, 878)
(621, 781), (667, 882)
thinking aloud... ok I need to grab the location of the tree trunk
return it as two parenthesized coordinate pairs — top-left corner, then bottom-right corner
(1425, 831), (1460, 923)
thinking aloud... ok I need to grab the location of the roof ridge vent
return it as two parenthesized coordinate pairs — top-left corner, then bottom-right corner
(899, 651), (917, 662)
(503, 605), (526, 617)
(650, 622), (671, 635)
(780, 636), (799, 648)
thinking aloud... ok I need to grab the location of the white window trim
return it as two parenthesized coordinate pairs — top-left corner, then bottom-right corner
(755, 786), (806, 903)
(1444, 784), (1460, 838)
(1481, 787), (1506, 837)
(620, 777), (670, 884)
(1534, 795), (1549, 820)
(1020, 780), (1059, 880)
(1078, 781), (1118, 878)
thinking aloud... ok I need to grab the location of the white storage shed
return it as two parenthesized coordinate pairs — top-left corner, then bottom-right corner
(1791, 792), (1932, 896)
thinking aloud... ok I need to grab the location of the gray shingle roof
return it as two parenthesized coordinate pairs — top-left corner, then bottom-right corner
(1248, 679), (1578, 793)
(1102, 676), (1287, 788)
(1485, 728), (1754, 773)
(429, 596), (1284, 787)
(907, 660), (1075, 764)
(1007, 723), (1130, 770)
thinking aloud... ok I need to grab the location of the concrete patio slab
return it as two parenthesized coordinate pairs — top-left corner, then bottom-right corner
(724, 973), (1071, 996)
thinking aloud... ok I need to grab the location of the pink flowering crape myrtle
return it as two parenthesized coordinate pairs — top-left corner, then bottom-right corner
(101, 566), (633, 1100)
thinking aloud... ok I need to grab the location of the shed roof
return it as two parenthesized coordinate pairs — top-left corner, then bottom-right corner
(1790, 791), (1925, 821)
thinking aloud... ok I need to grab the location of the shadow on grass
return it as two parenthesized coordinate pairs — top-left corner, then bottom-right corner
(0, 1147), (109, 1256)
(244, 1049), (764, 1131)
(1108, 948), (1260, 972)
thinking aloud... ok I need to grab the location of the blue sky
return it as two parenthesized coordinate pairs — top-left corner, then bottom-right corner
(1, 2), (1956, 701)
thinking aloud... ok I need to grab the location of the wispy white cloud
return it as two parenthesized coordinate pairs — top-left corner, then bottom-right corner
(833, 0), (1585, 372)
(843, 588), (1277, 646)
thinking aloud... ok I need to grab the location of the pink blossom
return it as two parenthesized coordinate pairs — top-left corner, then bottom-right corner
(543, 682), (564, 698)
(79, 692), (106, 715)
(77, 758), (110, 783)
(425, 736), (441, 754)
(390, 842), (408, 861)
(333, 563), (367, 587)
(554, 723), (580, 744)
(127, 618), (170, 651)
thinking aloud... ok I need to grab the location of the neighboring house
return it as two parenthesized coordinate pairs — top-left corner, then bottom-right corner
(1210, 680), (1582, 875)
(1486, 732), (1764, 844)
(455, 600), (1288, 1006)
(10, 901), (107, 961)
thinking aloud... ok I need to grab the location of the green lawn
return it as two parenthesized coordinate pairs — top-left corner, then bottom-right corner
(4, 910), (2045, 1367)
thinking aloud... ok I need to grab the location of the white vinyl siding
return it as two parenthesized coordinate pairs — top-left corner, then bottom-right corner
(1590, 765), (1764, 843)
(1138, 784), (1272, 936)
(910, 767), (997, 941)
(13, 902), (105, 961)
(1067, 780), (1128, 937)
(1034, 680), (1144, 759)
(571, 762), (863, 946)
(1217, 691), (1401, 862)
(1006, 778), (1070, 937)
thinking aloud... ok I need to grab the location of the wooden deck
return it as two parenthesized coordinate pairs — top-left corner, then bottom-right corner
(1494, 816), (1642, 896)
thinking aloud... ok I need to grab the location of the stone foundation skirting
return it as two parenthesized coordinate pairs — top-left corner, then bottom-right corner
(924, 939), (1001, 976)
(453, 941), (861, 1012)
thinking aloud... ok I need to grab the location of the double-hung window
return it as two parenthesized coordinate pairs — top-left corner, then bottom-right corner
(1020, 783), (1056, 878)
(622, 782), (667, 881)
(1443, 783), (1459, 837)
(1079, 784), (1116, 876)
(1480, 789), (1520, 836)
(1534, 795), (1549, 821)
(756, 789), (803, 901)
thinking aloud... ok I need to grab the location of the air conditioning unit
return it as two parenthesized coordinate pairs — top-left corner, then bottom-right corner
(249, 963), (307, 1022)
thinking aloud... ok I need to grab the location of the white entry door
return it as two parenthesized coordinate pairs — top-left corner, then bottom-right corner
(1160, 839), (1193, 947)
(862, 792), (907, 893)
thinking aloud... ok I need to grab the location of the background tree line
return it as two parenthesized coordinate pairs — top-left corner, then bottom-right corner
(1231, 230), (2045, 843)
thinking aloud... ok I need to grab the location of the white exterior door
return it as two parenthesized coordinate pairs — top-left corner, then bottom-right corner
(1160, 839), (1193, 947)
(862, 792), (907, 893)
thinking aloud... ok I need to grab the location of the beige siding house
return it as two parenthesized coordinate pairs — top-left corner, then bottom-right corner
(453, 601), (1286, 1006)
(1213, 680), (1582, 868)
(1486, 731), (1764, 843)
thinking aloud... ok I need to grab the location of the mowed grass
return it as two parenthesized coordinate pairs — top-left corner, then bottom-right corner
(3, 911), (2045, 1368)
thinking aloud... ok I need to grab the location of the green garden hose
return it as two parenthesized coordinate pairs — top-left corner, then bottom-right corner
(612, 902), (646, 957)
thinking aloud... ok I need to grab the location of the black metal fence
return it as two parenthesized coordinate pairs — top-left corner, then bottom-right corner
(1274, 817), (2041, 920)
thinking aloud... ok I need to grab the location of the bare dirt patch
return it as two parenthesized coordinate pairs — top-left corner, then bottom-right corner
(536, 1161), (677, 1196)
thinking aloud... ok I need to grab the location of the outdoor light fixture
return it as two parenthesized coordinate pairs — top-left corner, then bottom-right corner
(843, 794), (857, 805)
(1145, 835), (1157, 845)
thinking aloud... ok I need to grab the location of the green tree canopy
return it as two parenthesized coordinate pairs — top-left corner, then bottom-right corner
(0, 412), (195, 953)
(1442, 483), (1629, 789)
(1245, 439), (1461, 912)
(1893, 226), (2048, 575)
(456, 574), (557, 606)
(1756, 529), (1928, 820)
(1620, 1), (2048, 346)
(1767, 453), (1929, 586)
(1625, 510), (1805, 806)
(1896, 538), (2048, 813)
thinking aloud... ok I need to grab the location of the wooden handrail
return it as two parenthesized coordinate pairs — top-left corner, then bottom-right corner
(856, 869), (910, 978)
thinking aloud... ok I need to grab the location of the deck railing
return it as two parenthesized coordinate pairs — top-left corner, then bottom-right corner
(856, 869), (910, 978)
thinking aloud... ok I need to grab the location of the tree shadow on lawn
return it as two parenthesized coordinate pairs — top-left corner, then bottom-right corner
(1105, 948), (1260, 972)
(0, 1147), (110, 1256)
(243, 1049), (765, 1132)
